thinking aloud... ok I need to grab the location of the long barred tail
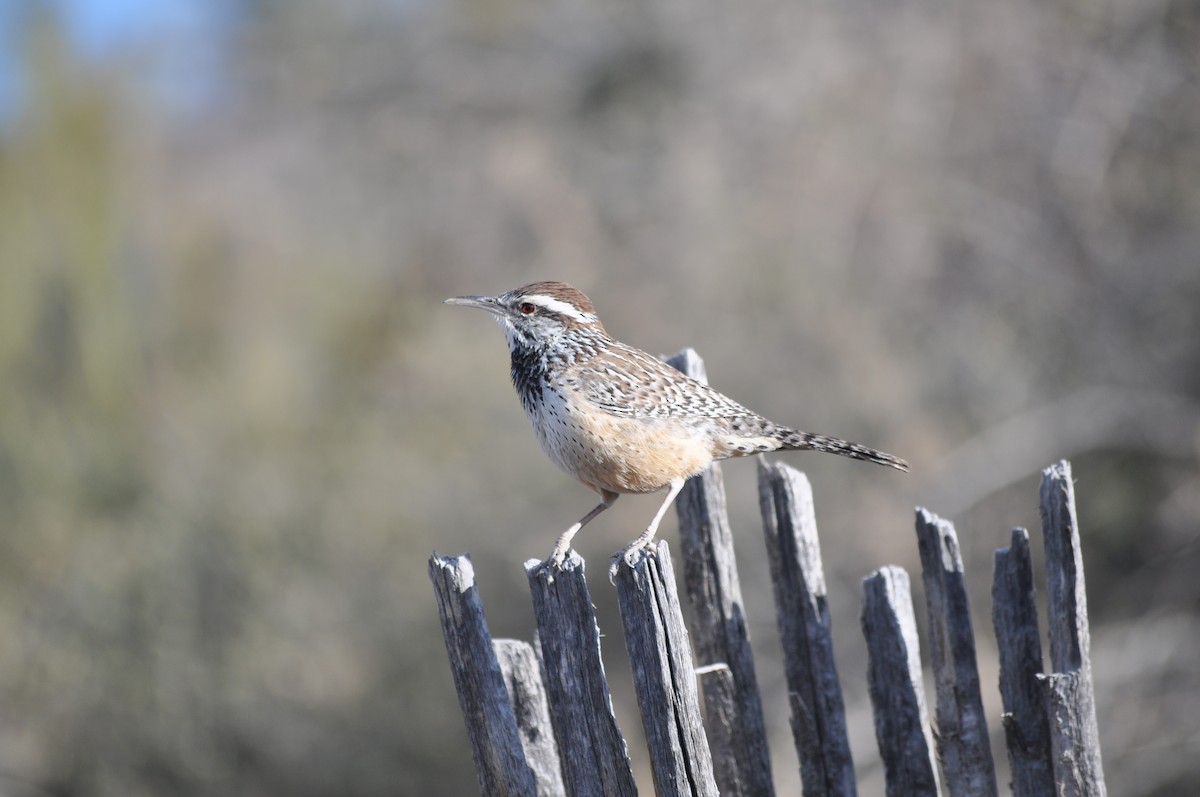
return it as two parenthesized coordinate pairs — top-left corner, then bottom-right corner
(777, 429), (909, 472)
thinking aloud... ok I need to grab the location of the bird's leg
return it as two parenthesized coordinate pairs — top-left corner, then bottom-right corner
(609, 476), (687, 580)
(548, 490), (620, 567)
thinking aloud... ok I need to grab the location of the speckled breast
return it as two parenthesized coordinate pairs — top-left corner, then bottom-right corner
(525, 385), (715, 495)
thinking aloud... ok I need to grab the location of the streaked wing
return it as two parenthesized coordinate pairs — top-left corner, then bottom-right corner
(575, 342), (755, 419)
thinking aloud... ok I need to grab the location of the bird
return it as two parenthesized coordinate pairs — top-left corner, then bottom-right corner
(445, 281), (908, 576)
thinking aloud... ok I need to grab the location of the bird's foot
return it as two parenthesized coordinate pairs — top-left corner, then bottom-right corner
(546, 543), (571, 570)
(608, 535), (658, 583)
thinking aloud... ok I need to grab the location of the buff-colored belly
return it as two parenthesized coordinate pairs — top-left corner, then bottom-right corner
(528, 389), (713, 494)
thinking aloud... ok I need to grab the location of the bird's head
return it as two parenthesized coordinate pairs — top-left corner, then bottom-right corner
(445, 281), (605, 351)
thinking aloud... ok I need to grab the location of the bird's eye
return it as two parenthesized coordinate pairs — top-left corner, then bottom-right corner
(519, 302), (536, 315)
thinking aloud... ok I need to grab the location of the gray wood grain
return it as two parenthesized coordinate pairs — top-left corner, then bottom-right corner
(758, 459), (857, 797)
(1039, 461), (1106, 796)
(991, 528), (1055, 797)
(615, 541), (718, 797)
(1042, 672), (1105, 797)
(428, 553), (540, 797)
(915, 508), (998, 797)
(667, 348), (775, 797)
(526, 553), (638, 797)
(495, 639), (567, 795)
(861, 566), (941, 797)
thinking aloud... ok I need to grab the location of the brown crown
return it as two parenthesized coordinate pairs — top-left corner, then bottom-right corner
(512, 282), (597, 316)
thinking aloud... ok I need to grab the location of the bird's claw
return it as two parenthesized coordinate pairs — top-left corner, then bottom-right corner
(608, 539), (656, 583)
(607, 553), (622, 584)
(546, 546), (570, 570)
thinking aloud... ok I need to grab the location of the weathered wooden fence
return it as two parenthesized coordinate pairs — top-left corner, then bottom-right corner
(429, 350), (1107, 797)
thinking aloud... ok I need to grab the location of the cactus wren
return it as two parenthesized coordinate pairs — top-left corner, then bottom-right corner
(446, 281), (908, 573)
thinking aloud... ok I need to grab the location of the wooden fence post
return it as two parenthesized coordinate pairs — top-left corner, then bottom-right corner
(992, 528), (1055, 797)
(861, 566), (941, 797)
(428, 554), (544, 796)
(758, 460), (857, 797)
(431, 419), (1111, 797)
(667, 348), (775, 797)
(915, 509), (998, 797)
(526, 554), (638, 797)
(1039, 461), (1106, 796)
(615, 541), (718, 797)
(494, 640), (567, 794)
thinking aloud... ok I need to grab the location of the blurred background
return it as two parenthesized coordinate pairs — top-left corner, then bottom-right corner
(1, 0), (1198, 794)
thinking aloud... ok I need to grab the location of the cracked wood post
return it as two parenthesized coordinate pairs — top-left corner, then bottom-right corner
(495, 640), (567, 794)
(615, 541), (718, 797)
(992, 528), (1055, 797)
(758, 459), (857, 797)
(428, 553), (543, 796)
(526, 553), (638, 797)
(667, 348), (775, 797)
(1039, 461), (1107, 796)
(915, 509), (999, 797)
(861, 566), (941, 797)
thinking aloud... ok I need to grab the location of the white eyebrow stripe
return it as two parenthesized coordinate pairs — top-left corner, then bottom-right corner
(524, 295), (598, 323)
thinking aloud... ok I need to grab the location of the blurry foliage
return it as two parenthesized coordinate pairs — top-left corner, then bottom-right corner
(0, 1), (1197, 796)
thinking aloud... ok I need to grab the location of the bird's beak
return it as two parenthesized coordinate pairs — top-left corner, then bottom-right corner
(444, 294), (503, 315)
